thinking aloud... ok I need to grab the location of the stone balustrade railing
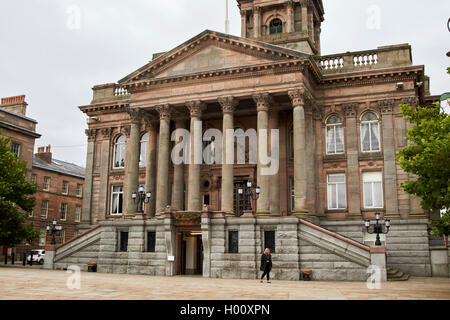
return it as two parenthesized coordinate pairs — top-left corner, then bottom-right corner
(91, 83), (130, 104)
(316, 44), (412, 75)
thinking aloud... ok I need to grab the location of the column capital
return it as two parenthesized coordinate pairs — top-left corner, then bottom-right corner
(100, 127), (113, 140)
(252, 92), (273, 112)
(342, 102), (359, 119)
(126, 106), (143, 124)
(121, 125), (131, 138)
(399, 96), (419, 107)
(186, 101), (207, 118)
(143, 112), (158, 131)
(288, 86), (313, 108)
(218, 96), (239, 114)
(85, 129), (97, 142)
(377, 99), (395, 115)
(155, 105), (171, 121)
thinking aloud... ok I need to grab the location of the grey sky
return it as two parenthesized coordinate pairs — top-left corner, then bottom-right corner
(0, 0), (449, 167)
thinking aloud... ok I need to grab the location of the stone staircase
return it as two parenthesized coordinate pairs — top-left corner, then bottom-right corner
(387, 267), (410, 281)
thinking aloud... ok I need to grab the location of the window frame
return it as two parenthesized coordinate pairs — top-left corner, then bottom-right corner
(263, 230), (276, 253)
(76, 184), (83, 197)
(362, 171), (384, 209)
(43, 176), (51, 191)
(146, 231), (156, 253)
(74, 206), (82, 222)
(326, 173), (347, 210)
(325, 115), (345, 155)
(139, 133), (149, 168)
(113, 135), (126, 169)
(110, 185), (124, 216)
(60, 203), (68, 221)
(269, 18), (283, 35)
(10, 142), (21, 157)
(62, 181), (69, 195)
(41, 200), (49, 218)
(228, 230), (239, 254)
(360, 112), (381, 153)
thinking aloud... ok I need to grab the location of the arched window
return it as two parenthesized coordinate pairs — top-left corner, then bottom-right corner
(360, 112), (380, 152)
(140, 133), (149, 167)
(269, 18), (283, 35)
(113, 135), (126, 169)
(326, 115), (344, 154)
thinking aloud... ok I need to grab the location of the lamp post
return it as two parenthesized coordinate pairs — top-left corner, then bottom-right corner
(365, 212), (390, 246)
(46, 219), (62, 246)
(238, 180), (261, 212)
(132, 186), (151, 214)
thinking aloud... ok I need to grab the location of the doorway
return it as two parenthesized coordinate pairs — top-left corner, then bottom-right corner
(176, 231), (203, 275)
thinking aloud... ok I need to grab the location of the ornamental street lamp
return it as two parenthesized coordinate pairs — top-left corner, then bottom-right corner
(132, 186), (151, 214)
(238, 180), (261, 212)
(365, 212), (390, 246)
(46, 219), (62, 246)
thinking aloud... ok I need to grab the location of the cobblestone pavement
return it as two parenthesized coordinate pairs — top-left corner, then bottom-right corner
(0, 267), (449, 300)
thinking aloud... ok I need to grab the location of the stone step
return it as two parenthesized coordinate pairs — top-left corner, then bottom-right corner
(387, 267), (410, 281)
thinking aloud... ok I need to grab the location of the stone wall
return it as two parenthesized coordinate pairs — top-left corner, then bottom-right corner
(385, 219), (431, 277)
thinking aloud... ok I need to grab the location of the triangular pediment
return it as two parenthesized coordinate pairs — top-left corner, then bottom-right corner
(119, 30), (311, 84)
(154, 45), (273, 79)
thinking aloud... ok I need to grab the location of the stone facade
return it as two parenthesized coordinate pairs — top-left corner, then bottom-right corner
(48, 0), (449, 280)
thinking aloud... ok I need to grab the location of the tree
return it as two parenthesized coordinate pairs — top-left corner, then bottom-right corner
(0, 133), (39, 247)
(397, 102), (450, 236)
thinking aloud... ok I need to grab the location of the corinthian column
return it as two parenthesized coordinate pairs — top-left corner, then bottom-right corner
(286, 1), (294, 33)
(240, 10), (247, 38)
(253, 7), (261, 38)
(218, 96), (238, 214)
(269, 110), (280, 216)
(125, 107), (142, 218)
(288, 88), (310, 218)
(253, 93), (271, 215)
(155, 105), (171, 215)
(172, 120), (186, 211)
(144, 115), (157, 218)
(187, 101), (206, 212)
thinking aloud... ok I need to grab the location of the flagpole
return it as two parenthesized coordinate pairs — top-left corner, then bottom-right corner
(225, 0), (230, 34)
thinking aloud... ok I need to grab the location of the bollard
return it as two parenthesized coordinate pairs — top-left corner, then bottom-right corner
(22, 253), (26, 266)
(11, 252), (14, 265)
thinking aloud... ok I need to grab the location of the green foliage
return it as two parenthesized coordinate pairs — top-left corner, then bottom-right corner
(0, 134), (39, 246)
(397, 103), (450, 236)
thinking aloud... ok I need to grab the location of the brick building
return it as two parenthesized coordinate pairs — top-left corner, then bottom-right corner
(29, 146), (85, 248)
(1, 95), (85, 262)
(47, 0), (449, 280)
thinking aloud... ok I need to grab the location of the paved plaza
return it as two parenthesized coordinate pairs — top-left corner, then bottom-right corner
(0, 266), (449, 300)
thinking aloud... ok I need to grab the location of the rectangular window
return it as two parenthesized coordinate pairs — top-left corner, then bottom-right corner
(203, 194), (210, 206)
(58, 230), (66, 245)
(111, 185), (124, 215)
(62, 181), (69, 195)
(264, 230), (276, 253)
(147, 232), (156, 252)
(41, 200), (49, 218)
(43, 177), (51, 191)
(31, 174), (37, 184)
(228, 231), (239, 254)
(76, 184), (83, 197)
(363, 172), (384, 209)
(120, 232), (129, 252)
(60, 203), (68, 220)
(39, 229), (46, 246)
(327, 174), (347, 210)
(10, 142), (21, 157)
(75, 206), (82, 222)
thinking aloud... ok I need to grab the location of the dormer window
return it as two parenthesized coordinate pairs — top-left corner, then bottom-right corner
(269, 19), (283, 35)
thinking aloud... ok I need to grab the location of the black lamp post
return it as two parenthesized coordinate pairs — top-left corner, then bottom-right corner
(238, 180), (261, 212)
(132, 186), (151, 214)
(365, 212), (390, 246)
(46, 219), (62, 246)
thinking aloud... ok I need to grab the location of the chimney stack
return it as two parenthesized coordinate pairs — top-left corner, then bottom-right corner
(0, 95), (28, 116)
(36, 145), (52, 163)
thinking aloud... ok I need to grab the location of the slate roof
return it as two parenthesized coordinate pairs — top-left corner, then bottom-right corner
(33, 155), (85, 179)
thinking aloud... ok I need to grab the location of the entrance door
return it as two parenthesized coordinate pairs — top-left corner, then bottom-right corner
(233, 180), (250, 216)
(176, 231), (203, 276)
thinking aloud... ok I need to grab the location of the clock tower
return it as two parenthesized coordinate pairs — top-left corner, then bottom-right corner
(237, 0), (324, 55)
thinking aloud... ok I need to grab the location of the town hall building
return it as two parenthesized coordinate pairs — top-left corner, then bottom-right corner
(46, 0), (449, 280)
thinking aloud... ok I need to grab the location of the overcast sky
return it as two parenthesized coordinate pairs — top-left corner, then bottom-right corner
(0, 0), (449, 167)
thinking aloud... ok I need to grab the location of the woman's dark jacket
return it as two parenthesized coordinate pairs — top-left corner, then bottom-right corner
(260, 253), (272, 271)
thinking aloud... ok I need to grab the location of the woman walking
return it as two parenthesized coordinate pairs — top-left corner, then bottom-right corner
(260, 248), (272, 283)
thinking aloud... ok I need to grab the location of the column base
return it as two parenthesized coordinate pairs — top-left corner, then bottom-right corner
(293, 209), (309, 219)
(242, 210), (255, 218)
(256, 211), (271, 217)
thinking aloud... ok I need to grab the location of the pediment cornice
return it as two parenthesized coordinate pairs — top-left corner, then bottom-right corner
(119, 30), (314, 86)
